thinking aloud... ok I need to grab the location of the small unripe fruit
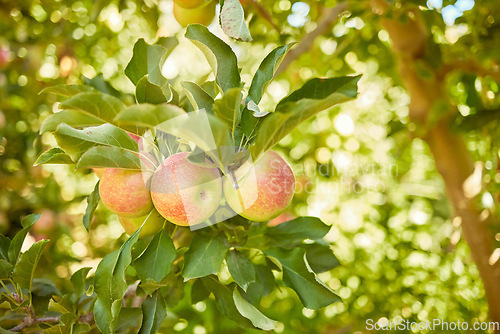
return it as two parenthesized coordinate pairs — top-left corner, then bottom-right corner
(223, 151), (295, 222)
(32, 210), (57, 241)
(118, 209), (165, 238)
(173, 0), (216, 27)
(174, 0), (212, 9)
(151, 152), (222, 226)
(99, 169), (153, 218)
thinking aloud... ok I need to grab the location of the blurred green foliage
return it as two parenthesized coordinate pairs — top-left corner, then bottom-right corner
(1, 0), (499, 333)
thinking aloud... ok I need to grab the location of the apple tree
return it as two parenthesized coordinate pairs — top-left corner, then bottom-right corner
(1, 0), (500, 333)
(0, 5), (360, 332)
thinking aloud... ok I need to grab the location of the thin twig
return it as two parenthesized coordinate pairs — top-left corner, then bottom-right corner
(9, 313), (93, 332)
(9, 316), (60, 331)
(439, 59), (500, 82)
(248, 0), (281, 33)
(275, 2), (349, 77)
(122, 281), (140, 306)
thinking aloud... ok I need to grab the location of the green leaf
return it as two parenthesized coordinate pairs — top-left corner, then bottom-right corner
(114, 104), (186, 129)
(135, 230), (176, 283)
(8, 214), (40, 264)
(138, 291), (167, 334)
(186, 146), (213, 168)
(31, 278), (61, 314)
(182, 233), (228, 281)
(83, 182), (100, 232)
(0, 259), (13, 279)
(162, 274), (186, 308)
(248, 44), (294, 104)
(0, 235), (10, 261)
(31, 278), (61, 297)
(201, 80), (218, 98)
(40, 110), (105, 133)
(135, 76), (168, 104)
(185, 24), (241, 92)
(70, 267), (92, 302)
(84, 74), (122, 98)
(220, 0), (252, 42)
(34, 148), (75, 166)
(233, 288), (276, 330)
(264, 248), (340, 309)
(181, 81), (214, 112)
(157, 110), (233, 169)
(226, 250), (256, 292)
(190, 279), (210, 304)
(94, 228), (142, 334)
(277, 76), (360, 109)
(301, 243), (340, 273)
(139, 277), (169, 296)
(75, 146), (141, 170)
(266, 216), (330, 246)
(241, 43), (294, 137)
(74, 323), (92, 334)
(59, 92), (126, 124)
(61, 313), (79, 329)
(125, 37), (178, 86)
(155, 36), (180, 53)
(40, 84), (95, 98)
(213, 87), (243, 133)
(201, 278), (253, 328)
(54, 123), (138, 161)
(242, 264), (275, 305)
(250, 75), (360, 159)
(12, 240), (49, 290)
(20, 214), (39, 228)
(114, 307), (142, 333)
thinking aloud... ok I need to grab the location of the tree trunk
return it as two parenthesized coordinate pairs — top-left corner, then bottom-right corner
(381, 10), (500, 328)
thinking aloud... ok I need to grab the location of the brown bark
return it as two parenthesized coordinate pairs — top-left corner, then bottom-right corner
(381, 10), (500, 327)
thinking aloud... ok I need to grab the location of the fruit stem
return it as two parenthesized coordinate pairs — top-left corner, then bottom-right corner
(226, 167), (239, 190)
(171, 225), (179, 239)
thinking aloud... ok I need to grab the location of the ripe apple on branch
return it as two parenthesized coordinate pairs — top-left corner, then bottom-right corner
(34, 18), (359, 333)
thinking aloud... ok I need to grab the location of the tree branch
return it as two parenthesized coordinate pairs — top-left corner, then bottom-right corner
(275, 3), (348, 76)
(10, 316), (60, 332)
(440, 59), (500, 82)
(9, 313), (93, 332)
(380, 6), (500, 328)
(247, 0), (281, 33)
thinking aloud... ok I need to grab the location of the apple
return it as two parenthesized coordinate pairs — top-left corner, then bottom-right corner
(173, 0), (216, 27)
(99, 168), (153, 217)
(118, 209), (165, 238)
(0, 47), (11, 69)
(151, 152), (222, 226)
(0, 111), (5, 129)
(174, 0), (212, 9)
(31, 210), (57, 241)
(223, 150), (295, 222)
(128, 132), (141, 143)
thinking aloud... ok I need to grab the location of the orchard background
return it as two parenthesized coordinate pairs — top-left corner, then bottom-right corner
(1, 0), (500, 333)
